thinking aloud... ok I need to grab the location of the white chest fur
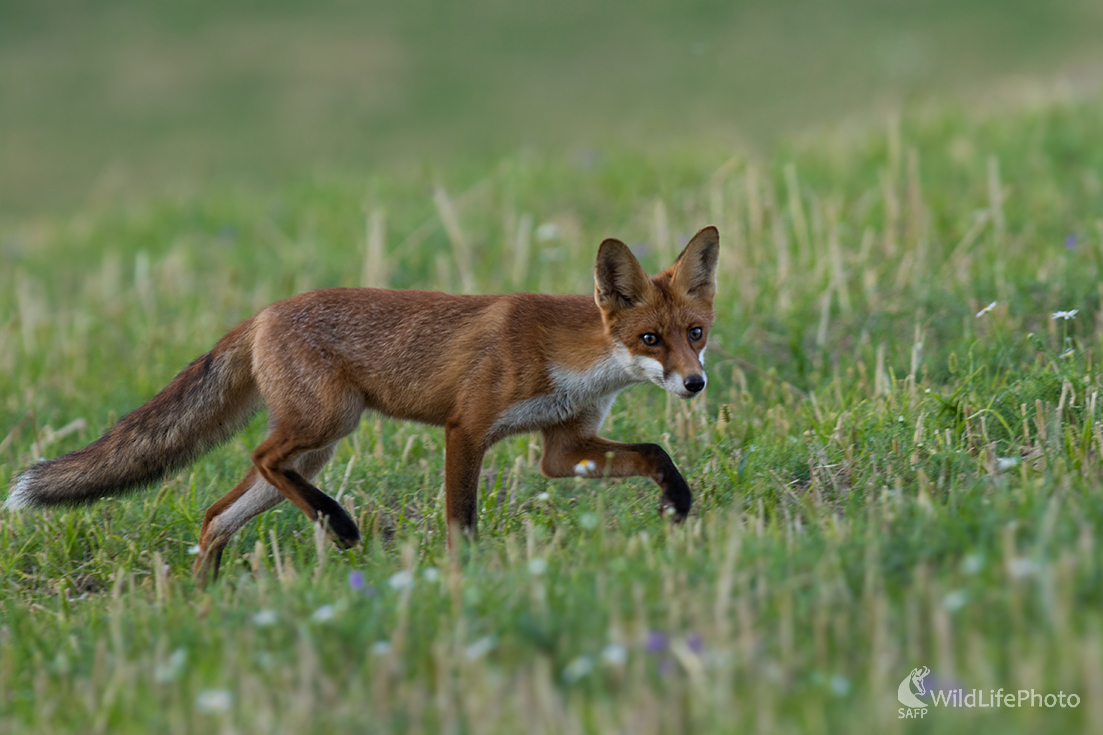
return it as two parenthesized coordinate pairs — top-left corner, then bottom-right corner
(488, 352), (639, 442)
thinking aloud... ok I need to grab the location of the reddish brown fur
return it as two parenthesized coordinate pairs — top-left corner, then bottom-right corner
(7, 227), (720, 585)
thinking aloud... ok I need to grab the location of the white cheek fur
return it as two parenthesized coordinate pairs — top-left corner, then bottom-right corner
(631, 354), (666, 382)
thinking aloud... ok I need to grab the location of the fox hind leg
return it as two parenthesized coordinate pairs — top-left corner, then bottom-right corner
(251, 415), (362, 549)
(193, 444), (338, 585)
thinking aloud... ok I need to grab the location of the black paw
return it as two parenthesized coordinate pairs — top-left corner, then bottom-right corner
(660, 480), (692, 523)
(644, 447), (692, 523)
(316, 498), (361, 548)
(326, 513), (361, 548)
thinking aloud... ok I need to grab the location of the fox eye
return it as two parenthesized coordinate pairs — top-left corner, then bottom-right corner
(641, 333), (661, 347)
(688, 327), (703, 341)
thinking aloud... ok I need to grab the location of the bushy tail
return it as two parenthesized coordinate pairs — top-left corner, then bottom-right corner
(5, 319), (260, 509)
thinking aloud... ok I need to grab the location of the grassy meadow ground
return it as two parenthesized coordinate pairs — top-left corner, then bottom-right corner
(4, 94), (1103, 733)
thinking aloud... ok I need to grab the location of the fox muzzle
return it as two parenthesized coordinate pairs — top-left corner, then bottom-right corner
(683, 374), (705, 393)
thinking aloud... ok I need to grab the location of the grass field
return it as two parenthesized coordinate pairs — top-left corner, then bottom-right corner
(3, 90), (1103, 733)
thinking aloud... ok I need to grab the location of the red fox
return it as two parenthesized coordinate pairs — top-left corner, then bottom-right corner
(6, 226), (719, 583)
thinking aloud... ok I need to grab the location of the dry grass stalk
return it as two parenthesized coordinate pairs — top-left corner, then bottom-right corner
(510, 212), (533, 288)
(784, 163), (811, 267)
(988, 155), (1006, 240)
(433, 185), (476, 293)
(363, 208), (389, 289)
(652, 198), (673, 266)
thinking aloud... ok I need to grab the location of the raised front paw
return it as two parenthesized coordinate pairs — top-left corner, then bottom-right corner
(659, 480), (692, 522)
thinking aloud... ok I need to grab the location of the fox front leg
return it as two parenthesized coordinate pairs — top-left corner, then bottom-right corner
(539, 428), (692, 521)
(443, 419), (488, 546)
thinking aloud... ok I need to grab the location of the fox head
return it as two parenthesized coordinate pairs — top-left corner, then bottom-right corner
(595, 226), (719, 399)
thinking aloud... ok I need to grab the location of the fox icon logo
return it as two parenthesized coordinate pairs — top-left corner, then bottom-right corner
(898, 666), (930, 718)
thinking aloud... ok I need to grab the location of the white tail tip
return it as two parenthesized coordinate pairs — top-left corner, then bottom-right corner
(4, 474), (34, 510)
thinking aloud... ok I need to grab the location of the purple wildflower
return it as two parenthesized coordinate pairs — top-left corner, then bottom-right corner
(645, 631), (668, 654)
(1065, 234), (1077, 250)
(348, 570), (366, 592)
(687, 632), (704, 654)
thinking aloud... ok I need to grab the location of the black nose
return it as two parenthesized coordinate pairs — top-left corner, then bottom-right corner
(684, 375), (705, 393)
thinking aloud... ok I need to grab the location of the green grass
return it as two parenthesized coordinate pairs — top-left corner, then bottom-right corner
(4, 96), (1103, 733)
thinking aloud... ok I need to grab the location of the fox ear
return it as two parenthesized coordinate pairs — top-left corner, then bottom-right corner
(595, 238), (651, 312)
(669, 226), (719, 301)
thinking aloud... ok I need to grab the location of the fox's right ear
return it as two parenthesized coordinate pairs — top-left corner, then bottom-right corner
(595, 239), (651, 313)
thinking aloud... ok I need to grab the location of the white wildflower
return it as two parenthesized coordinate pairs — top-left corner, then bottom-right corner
(536, 492), (550, 502)
(579, 513), (599, 530)
(421, 567), (440, 582)
(187, 545), (201, 555)
(252, 610), (278, 627)
(535, 222), (560, 241)
(942, 589), (969, 612)
(195, 689), (233, 714)
(464, 636), (497, 661)
(311, 605), (336, 623)
(371, 640), (392, 656)
(388, 570), (414, 590)
(573, 459), (597, 476)
(601, 644), (627, 667)
(1007, 557), (1038, 579)
(528, 558), (548, 575)
(1061, 348), (1076, 359)
(1051, 309), (1079, 320)
(961, 554), (985, 575)
(996, 457), (1019, 471)
(154, 648), (187, 683)
(975, 301), (997, 318)
(562, 656), (593, 683)
(831, 674), (852, 697)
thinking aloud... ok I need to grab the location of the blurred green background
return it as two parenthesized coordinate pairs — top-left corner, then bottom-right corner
(3, 0), (1103, 217)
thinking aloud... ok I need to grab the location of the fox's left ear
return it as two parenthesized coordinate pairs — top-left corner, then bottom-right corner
(669, 226), (719, 300)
